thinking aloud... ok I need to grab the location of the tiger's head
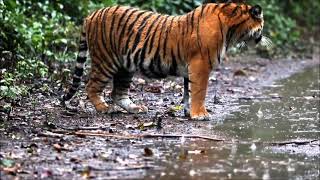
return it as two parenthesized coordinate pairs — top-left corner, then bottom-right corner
(238, 4), (264, 45)
(211, 3), (270, 49)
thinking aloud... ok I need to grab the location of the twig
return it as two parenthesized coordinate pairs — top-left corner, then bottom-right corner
(41, 129), (318, 146)
(88, 165), (153, 171)
(265, 139), (319, 146)
(39, 130), (319, 148)
(37, 130), (65, 138)
(73, 131), (225, 141)
(57, 125), (112, 131)
(47, 129), (225, 141)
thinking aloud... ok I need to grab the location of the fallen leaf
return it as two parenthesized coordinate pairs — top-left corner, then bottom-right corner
(250, 143), (257, 151)
(70, 157), (81, 164)
(188, 150), (206, 154)
(125, 124), (136, 129)
(81, 167), (91, 179)
(189, 169), (196, 176)
(248, 76), (256, 81)
(209, 76), (217, 82)
(178, 149), (188, 160)
(1, 159), (15, 168)
(256, 108), (263, 118)
(145, 86), (163, 93)
(303, 96), (314, 100)
(170, 105), (183, 112)
(143, 122), (154, 127)
(136, 78), (146, 85)
(53, 143), (62, 153)
(53, 143), (71, 152)
(43, 121), (57, 129)
(143, 147), (153, 157)
(40, 169), (53, 179)
(137, 122), (155, 130)
(234, 69), (248, 76)
(27, 143), (38, 154)
(2, 164), (21, 175)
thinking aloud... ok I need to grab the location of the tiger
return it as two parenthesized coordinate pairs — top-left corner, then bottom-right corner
(62, 2), (265, 120)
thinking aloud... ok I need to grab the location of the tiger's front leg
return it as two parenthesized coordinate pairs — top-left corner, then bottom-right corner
(188, 56), (211, 120)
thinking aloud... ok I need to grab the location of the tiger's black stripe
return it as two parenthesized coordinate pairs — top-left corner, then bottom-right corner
(140, 16), (163, 76)
(163, 17), (174, 59)
(133, 14), (161, 67)
(153, 16), (169, 77)
(125, 12), (153, 69)
(118, 9), (139, 53)
(109, 6), (121, 55)
(101, 7), (120, 71)
(131, 13), (155, 52)
(123, 11), (149, 54)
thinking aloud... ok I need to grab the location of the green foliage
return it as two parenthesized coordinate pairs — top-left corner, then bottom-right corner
(117, 0), (202, 15)
(0, 0), (114, 100)
(248, 0), (299, 56)
(278, 0), (320, 28)
(0, 71), (29, 100)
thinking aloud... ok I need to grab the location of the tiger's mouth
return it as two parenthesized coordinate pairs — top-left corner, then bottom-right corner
(236, 29), (272, 49)
(237, 29), (261, 45)
(255, 35), (262, 44)
(252, 29), (262, 44)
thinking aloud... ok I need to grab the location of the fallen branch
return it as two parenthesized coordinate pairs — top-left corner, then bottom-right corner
(73, 131), (225, 141)
(88, 165), (153, 171)
(266, 139), (319, 146)
(45, 129), (225, 141)
(57, 125), (112, 131)
(37, 130), (65, 138)
(40, 130), (318, 146)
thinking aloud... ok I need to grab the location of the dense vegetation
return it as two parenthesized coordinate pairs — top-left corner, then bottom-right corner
(0, 0), (319, 101)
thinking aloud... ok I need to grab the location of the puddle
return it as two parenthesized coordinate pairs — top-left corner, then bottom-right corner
(145, 67), (320, 179)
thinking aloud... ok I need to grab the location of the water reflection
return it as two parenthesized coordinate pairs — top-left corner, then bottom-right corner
(213, 67), (320, 141)
(145, 67), (320, 179)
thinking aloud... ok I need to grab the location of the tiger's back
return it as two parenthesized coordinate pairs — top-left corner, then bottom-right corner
(86, 6), (189, 78)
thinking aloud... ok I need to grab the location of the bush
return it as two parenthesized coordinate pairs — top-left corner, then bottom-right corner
(0, 0), (113, 100)
(117, 0), (202, 15)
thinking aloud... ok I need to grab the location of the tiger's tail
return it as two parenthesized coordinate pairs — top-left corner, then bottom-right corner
(62, 23), (87, 102)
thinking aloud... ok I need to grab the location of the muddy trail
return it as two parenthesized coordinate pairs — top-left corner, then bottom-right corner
(0, 55), (319, 179)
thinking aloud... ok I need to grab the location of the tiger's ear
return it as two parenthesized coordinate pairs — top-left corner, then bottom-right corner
(249, 5), (262, 19)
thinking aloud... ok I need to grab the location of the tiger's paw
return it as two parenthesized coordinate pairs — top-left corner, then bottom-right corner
(190, 107), (210, 120)
(115, 98), (148, 114)
(95, 103), (110, 113)
(191, 114), (210, 121)
(126, 104), (148, 114)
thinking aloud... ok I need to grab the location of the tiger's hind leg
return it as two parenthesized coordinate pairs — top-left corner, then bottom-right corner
(86, 70), (112, 113)
(111, 69), (148, 114)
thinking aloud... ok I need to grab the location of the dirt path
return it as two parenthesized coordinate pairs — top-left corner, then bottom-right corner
(0, 55), (318, 179)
